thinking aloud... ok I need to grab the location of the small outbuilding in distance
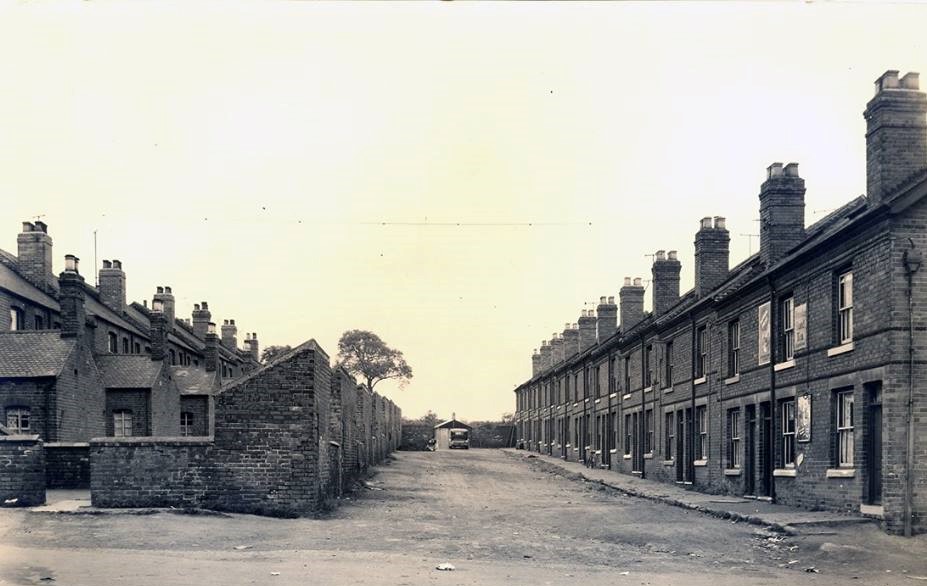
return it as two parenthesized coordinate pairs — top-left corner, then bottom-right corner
(434, 415), (472, 450)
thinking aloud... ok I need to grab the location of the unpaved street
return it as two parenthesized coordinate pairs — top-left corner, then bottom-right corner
(1, 450), (925, 585)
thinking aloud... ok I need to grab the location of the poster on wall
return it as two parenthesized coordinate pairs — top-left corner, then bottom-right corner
(758, 301), (771, 365)
(796, 393), (812, 442)
(794, 303), (808, 352)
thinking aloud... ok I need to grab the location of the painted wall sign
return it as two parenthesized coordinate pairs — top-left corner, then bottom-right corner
(796, 393), (812, 443)
(794, 303), (808, 352)
(758, 301), (771, 365)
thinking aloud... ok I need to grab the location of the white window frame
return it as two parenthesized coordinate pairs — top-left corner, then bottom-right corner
(729, 409), (741, 469)
(838, 272), (854, 345)
(837, 390), (854, 467)
(6, 407), (30, 433)
(696, 405), (708, 460)
(665, 412), (675, 460)
(9, 307), (22, 331)
(696, 327), (707, 379)
(729, 320), (740, 377)
(113, 410), (133, 437)
(180, 412), (194, 436)
(623, 413), (632, 456)
(644, 409), (654, 454)
(782, 400), (796, 467)
(781, 297), (795, 361)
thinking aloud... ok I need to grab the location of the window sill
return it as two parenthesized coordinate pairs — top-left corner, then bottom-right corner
(644, 453), (653, 459)
(663, 386), (673, 393)
(623, 454), (632, 460)
(694, 376), (707, 386)
(860, 504), (884, 518)
(724, 468), (742, 476)
(609, 393), (618, 399)
(594, 449), (602, 455)
(694, 459), (708, 467)
(573, 402), (579, 407)
(595, 398), (601, 404)
(774, 359), (795, 372)
(662, 459), (674, 466)
(609, 448), (618, 454)
(826, 468), (855, 478)
(644, 386), (653, 393)
(631, 470), (643, 476)
(622, 393), (632, 400)
(724, 375), (740, 385)
(773, 468), (797, 477)
(827, 342), (854, 357)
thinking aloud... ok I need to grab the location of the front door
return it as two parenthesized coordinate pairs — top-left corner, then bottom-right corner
(758, 402), (772, 497)
(744, 404), (756, 496)
(867, 383), (883, 505)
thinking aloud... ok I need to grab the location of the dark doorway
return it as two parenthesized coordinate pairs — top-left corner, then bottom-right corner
(675, 408), (691, 482)
(758, 401), (772, 498)
(867, 382), (883, 505)
(744, 404), (756, 496)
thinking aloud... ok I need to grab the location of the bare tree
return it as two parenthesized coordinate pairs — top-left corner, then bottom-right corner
(260, 344), (292, 364)
(336, 329), (412, 393)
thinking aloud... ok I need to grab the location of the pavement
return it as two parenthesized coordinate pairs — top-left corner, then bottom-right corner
(501, 448), (874, 535)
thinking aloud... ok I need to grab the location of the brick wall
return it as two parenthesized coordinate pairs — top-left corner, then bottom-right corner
(180, 395), (209, 436)
(105, 389), (151, 437)
(0, 435), (45, 506)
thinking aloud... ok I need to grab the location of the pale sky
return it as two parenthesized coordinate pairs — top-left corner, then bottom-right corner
(2, 1), (925, 421)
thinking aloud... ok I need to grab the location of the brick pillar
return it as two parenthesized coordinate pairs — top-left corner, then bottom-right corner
(17, 221), (56, 295)
(596, 296), (618, 342)
(562, 324), (579, 358)
(153, 286), (175, 328)
(98, 259), (126, 313)
(205, 328), (219, 373)
(539, 340), (552, 371)
(619, 277), (645, 330)
(550, 333), (564, 366)
(758, 165), (804, 268)
(220, 318), (238, 349)
(149, 310), (169, 361)
(192, 302), (211, 339)
(531, 350), (541, 377)
(578, 310), (597, 350)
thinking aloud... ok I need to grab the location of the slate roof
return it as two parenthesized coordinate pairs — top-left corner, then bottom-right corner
(96, 355), (163, 389)
(435, 419), (471, 430)
(0, 262), (59, 311)
(0, 331), (75, 378)
(170, 365), (218, 394)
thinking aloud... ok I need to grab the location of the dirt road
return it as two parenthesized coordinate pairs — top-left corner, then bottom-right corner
(1, 449), (925, 585)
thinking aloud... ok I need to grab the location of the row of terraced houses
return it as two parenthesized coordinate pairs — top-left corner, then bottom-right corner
(0, 220), (400, 515)
(512, 70), (927, 535)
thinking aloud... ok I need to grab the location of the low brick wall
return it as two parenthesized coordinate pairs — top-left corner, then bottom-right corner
(45, 443), (90, 489)
(0, 435), (45, 507)
(90, 437), (211, 509)
(471, 424), (516, 448)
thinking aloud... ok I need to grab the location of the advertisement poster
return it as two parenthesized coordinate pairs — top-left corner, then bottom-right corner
(794, 303), (807, 352)
(758, 301), (771, 365)
(796, 393), (812, 442)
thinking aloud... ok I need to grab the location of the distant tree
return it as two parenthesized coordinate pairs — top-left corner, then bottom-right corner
(420, 410), (439, 427)
(501, 412), (515, 424)
(261, 344), (292, 364)
(336, 329), (413, 393)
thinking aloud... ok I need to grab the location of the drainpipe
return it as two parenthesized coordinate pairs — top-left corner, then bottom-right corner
(903, 242), (921, 538)
(767, 276), (778, 503)
(607, 354), (614, 469)
(689, 311), (697, 484)
(640, 332), (647, 479)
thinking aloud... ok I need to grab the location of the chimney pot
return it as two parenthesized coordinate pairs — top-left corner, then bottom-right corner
(668, 250), (678, 260)
(207, 322), (217, 335)
(700, 217), (712, 229)
(607, 296), (615, 305)
(714, 217), (726, 229)
(64, 254), (78, 273)
(112, 260), (121, 269)
(102, 259), (112, 269)
(901, 72), (920, 90)
(655, 250), (666, 261)
(633, 277), (642, 287)
(157, 286), (164, 294)
(876, 70), (900, 94)
(230, 319), (235, 325)
(201, 301), (208, 309)
(599, 296), (607, 304)
(783, 163), (800, 178)
(165, 286), (172, 294)
(194, 303), (201, 310)
(767, 162), (784, 179)
(21, 222), (33, 232)
(34, 221), (47, 233)
(152, 299), (164, 312)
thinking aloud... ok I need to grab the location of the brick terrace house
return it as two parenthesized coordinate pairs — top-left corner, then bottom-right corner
(513, 70), (927, 535)
(0, 223), (262, 444)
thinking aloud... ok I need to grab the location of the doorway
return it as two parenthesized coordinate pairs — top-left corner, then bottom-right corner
(744, 404), (756, 496)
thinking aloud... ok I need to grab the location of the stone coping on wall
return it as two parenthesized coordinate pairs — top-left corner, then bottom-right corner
(89, 436), (214, 447)
(0, 434), (41, 442)
(45, 442), (90, 448)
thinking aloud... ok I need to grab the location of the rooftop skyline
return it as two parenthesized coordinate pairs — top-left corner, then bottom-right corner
(3, 1), (926, 420)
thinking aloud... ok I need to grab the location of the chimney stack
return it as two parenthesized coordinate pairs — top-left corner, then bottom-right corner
(619, 277), (645, 330)
(17, 221), (56, 294)
(153, 286), (176, 329)
(191, 301), (211, 339)
(865, 70), (927, 205)
(98, 259), (126, 313)
(59, 255), (85, 339)
(149, 299), (169, 361)
(204, 323), (219, 373)
(531, 349), (541, 377)
(578, 308), (597, 350)
(694, 216), (731, 296)
(539, 340), (552, 371)
(562, 322), (579, 358)
(596, 295), (618, 342)
(221, 318), (238, 350)
(758, 163), (804, 267)
(550, 332), (564, 365)
(248, 332), (259, 362)
(652, 249), (682, 316)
